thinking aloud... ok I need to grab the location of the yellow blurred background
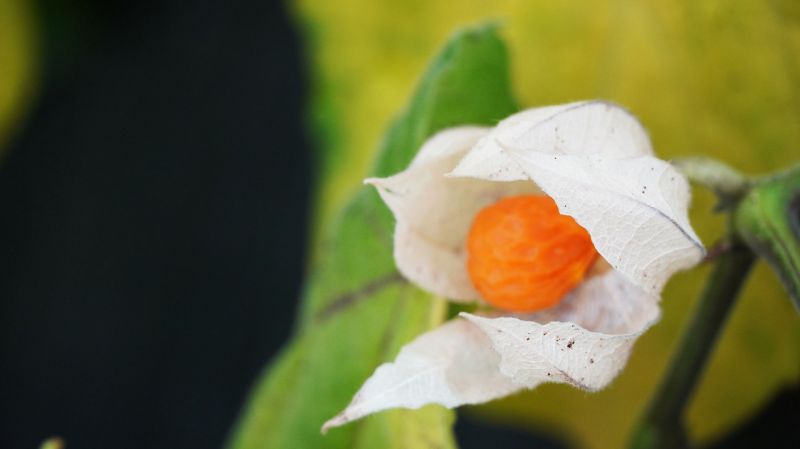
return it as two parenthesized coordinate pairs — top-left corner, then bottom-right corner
(291, 0), (800, 448)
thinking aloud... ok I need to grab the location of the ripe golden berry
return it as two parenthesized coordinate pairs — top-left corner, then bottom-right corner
(466, 195), (598, 312)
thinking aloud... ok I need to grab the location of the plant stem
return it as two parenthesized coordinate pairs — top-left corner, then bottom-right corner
(630, 243), (756, 449)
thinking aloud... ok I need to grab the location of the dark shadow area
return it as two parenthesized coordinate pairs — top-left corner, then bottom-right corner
(709, 386), (799, 449)
(456, 412), (570, 449)
(0, 1), (308, 448)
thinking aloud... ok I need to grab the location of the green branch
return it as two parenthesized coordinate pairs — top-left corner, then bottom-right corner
(630, 242), (756, 449)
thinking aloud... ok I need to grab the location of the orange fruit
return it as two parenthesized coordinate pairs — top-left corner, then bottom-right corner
(466, 195), (598, 312)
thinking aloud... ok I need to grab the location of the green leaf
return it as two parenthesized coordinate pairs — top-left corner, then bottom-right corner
(735, 166), (800, 311)
(225, 24), (517, 449)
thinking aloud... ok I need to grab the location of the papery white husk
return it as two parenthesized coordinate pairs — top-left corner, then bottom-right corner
(323, 101), (704, 432)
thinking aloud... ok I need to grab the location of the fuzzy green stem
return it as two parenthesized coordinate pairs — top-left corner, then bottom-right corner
(630, 243), (756, 449)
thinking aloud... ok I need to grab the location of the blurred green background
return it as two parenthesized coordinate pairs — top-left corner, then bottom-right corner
(291, 1), (799, 448)
(0, 0), (38, 152)
(2, 1), (798, 448)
